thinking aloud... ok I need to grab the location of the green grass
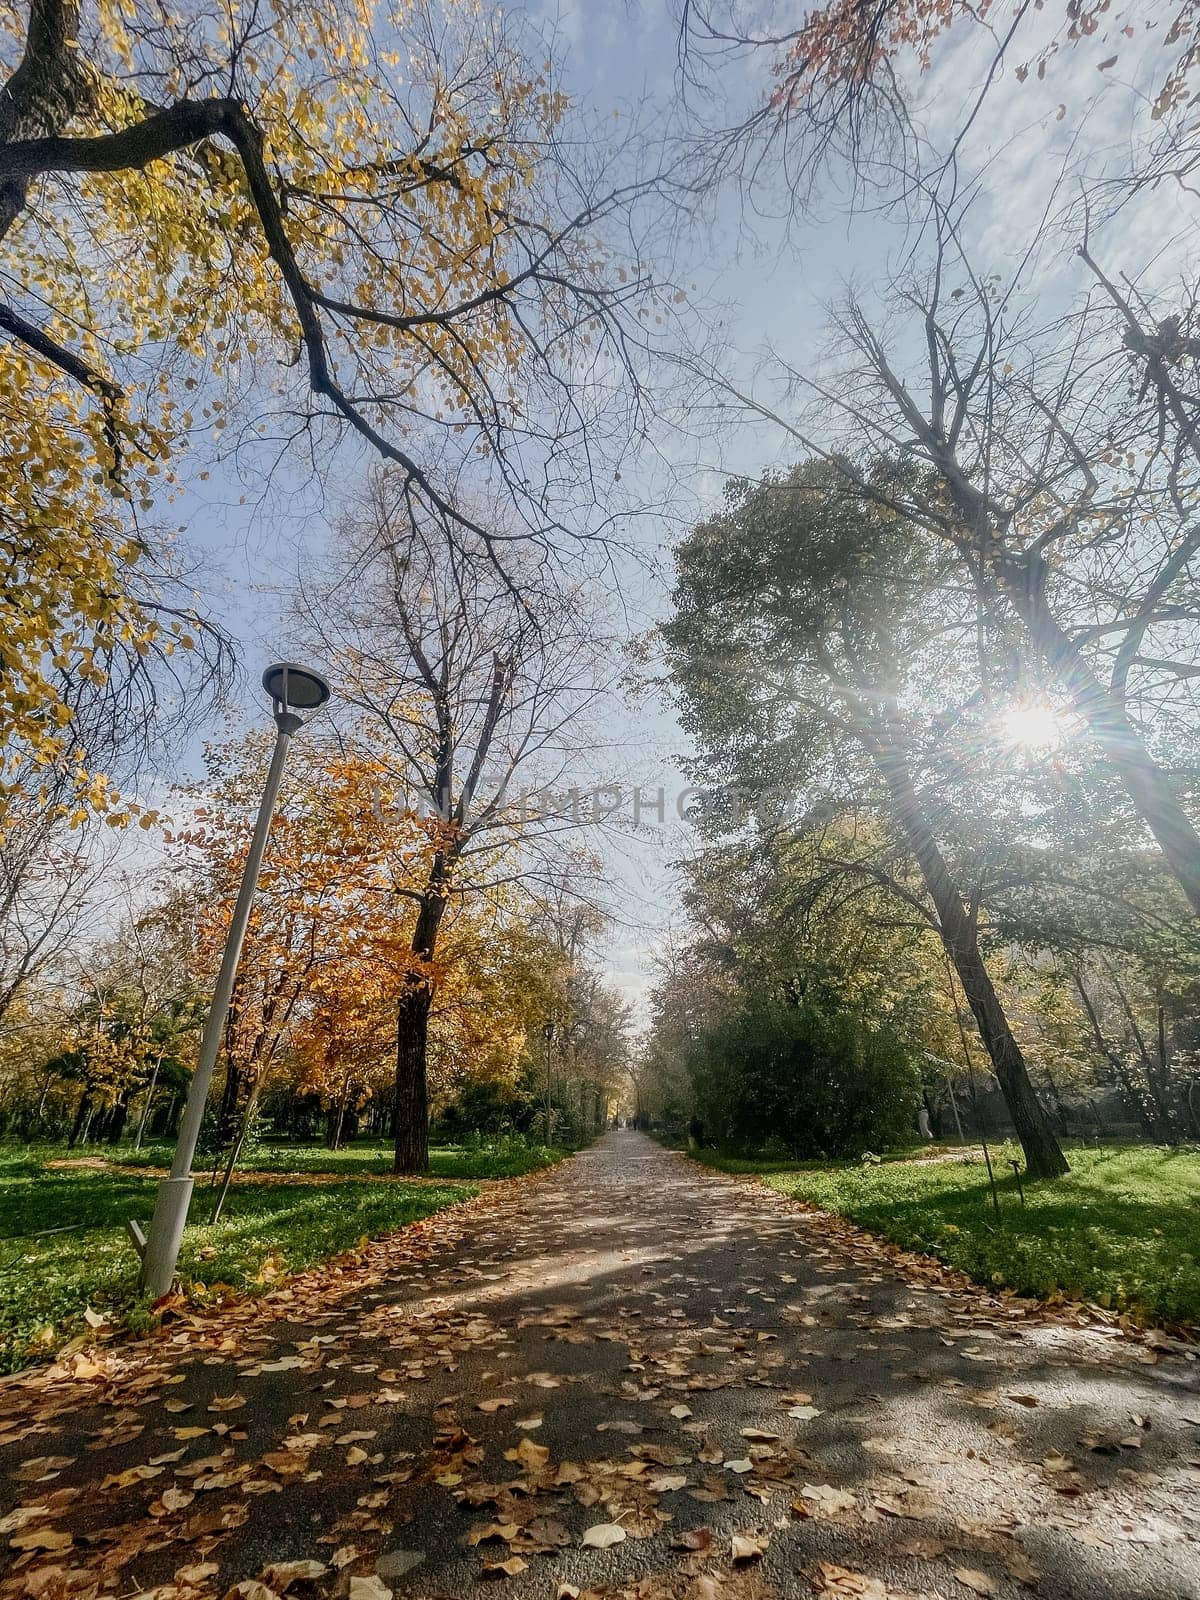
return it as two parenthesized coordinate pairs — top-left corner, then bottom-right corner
(115, 1133), (568, 1180)
(695, 1143), (1200, 1327)
(0, 1146), (475, 1374)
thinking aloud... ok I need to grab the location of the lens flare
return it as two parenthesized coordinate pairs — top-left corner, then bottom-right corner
(999, 700), (1067, 752)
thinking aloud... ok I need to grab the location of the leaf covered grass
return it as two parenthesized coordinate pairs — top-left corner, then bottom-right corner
(695, 1143), (1200, 1326)
(0, 1146), (474, 1373)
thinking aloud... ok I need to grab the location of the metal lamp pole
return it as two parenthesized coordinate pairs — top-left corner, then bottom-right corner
(134, 663), (331, 1298)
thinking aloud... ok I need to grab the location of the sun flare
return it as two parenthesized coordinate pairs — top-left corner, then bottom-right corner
(999, 700), (1069, 753)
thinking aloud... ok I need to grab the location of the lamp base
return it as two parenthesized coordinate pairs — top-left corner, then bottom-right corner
(139, 1175), (195, 1299)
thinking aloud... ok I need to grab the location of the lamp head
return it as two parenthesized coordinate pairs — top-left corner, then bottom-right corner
(262, 662), (332, 725)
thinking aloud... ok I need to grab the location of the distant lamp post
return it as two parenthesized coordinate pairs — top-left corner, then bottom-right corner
(132, 663), (331, 1298)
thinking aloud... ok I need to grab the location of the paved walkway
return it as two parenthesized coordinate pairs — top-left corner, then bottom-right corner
(3, 1132), (1199, 1599)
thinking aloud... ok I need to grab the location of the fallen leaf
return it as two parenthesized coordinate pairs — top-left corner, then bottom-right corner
(506, 1436), (550, 1471)
(955, 1570), (999, 1596)
(795, 1483), (856, 1517)
(349, 1577), (392, 1600)
(10, 1528), (72, 1552)
(261, 1561), (328, 1589)
(731, 1532), (767, 1562)
(581, 1523), (627, 1549)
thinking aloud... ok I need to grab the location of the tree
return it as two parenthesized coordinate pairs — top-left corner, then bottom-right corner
(680, 0), (1200, 198)
(0, 0), (673, 801)
(174, 724), (424, 1203)
(302, 477), (611, 1171)
(712, 202), (1200, 927)
(664, 460), (1071, 1176)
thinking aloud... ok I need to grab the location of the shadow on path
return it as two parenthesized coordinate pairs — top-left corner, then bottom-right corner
(1, 1131), (1198, 1600)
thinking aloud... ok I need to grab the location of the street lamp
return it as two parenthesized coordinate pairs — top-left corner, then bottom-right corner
(132, 663), (331, 1298)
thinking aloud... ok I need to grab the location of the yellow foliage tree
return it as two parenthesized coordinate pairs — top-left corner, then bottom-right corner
(0, 0), (665, 808)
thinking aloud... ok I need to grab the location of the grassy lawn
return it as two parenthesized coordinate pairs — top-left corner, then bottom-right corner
(116, 1133), (568, 1180)
(695, 1143), (1200, 1327)
(0, 1146), (476, 1374)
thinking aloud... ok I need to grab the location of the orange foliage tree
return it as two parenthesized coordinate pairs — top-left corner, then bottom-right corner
(175, 720), (566, 1171)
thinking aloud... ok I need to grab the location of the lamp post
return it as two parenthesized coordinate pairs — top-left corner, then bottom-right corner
(133, 663), (331, 1298)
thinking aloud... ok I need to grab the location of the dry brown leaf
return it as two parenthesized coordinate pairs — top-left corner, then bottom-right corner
(731, 1532), (767, 1562)
(261, 1561), (328, 1589)
(481, 1556), (528, 1578)
(348, 1576), (393, 1600)
(505, 1436), (550, 1471)
(955, 1569), (1000, 1596)
(581, 1522), (627, 1549)
(10, 1527), (72, 1552)
(795, 1482), (856, 1517)
(808, 1562), (888, 1598)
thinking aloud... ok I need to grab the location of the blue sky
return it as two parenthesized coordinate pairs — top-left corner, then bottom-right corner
(140, 0), (1193, 1022)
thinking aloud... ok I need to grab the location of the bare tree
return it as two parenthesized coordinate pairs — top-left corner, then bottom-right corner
(300, 475), (614, 1171)
(709, 202), (1200, 921)
(0, 791), (104, 1037)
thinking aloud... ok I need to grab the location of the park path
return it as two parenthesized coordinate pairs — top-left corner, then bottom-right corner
(2, 1131), (1199, 1600)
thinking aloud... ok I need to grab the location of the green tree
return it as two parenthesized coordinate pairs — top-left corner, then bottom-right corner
(664, 460), (1070, 1176)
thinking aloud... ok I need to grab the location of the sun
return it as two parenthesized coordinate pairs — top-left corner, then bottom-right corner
(998, 699), (1069, 753)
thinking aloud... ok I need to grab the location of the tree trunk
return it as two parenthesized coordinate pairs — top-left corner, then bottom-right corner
(106, 1094), (129, 1144)
(0, 0), (91, 246)
(67, 1092), (90, 1148)
(134, 1055), (162, 1151)
(331, 1071), (351, 1151)
(873, 739), (1069, 1178)
(211, 1084), (259, 1224)
(217, 1058), (242, 1145)
(392, 875), (449, 1175)
(394, 981), (432, 1174)
(1073, 973), (1157, 1139)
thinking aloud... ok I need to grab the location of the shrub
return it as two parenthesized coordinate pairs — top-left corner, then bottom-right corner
(688, 997), (921, 1159)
